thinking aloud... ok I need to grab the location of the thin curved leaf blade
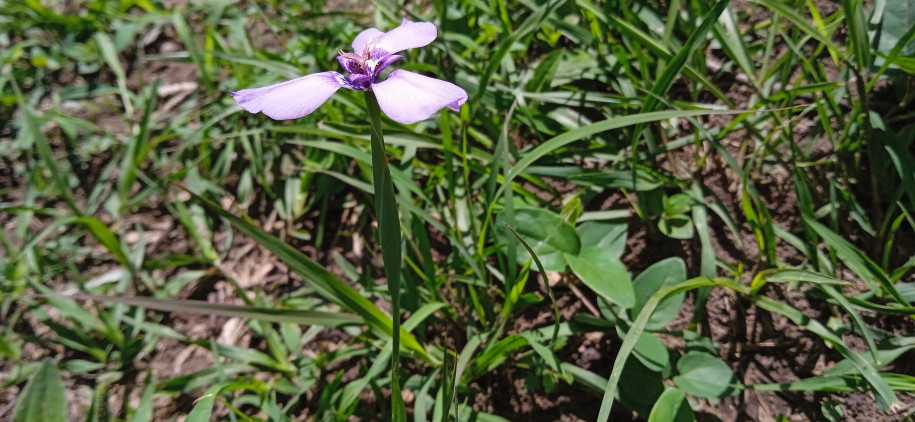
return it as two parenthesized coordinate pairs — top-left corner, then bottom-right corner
(13, 360), (67, 422)
(191, 192), (429, 361)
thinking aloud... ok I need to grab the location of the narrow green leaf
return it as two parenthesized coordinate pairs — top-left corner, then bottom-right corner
(712, 7), (759, 88)
(749, 373), (915, 393)
(689, 184), (715, 323)
(753, 295), (897, 410)
(751, 0), (844, 59)
(821, 285), (880, 365)
(404, 302), (447, 333)
(118, 82), (158, 208)
(826, 344), (915, 377)
(213, 51), (302, 79)
(751, 269), (849, 294)
(629, 1), (726, 156)
(94, 32), (133, 116)
(637, 0), (732, 153)
(840, 0), (871, 70)
(505, 223), (562, 345)
(881, 128), (915, 213)
(129, 372), (155, 422)
(72, 294), (361, 327)
(171, 10), (211, 89)
(191, 193), (429, 361)
(21, 106), (79, 213)
(468, 0), (563, 111)
(805, 217), (906, 304)
(561, 362), (607, 393)
(441, 347), (458, 422)
(185, 384), (221, 422)
(75, 216), (131, 270)
(500, 109), (746, 199)
(336, 347), (392, 416)
(364, 90), (406, 422)
(598, 277), (743, 420)
(472, 335), (529, 374)
(585, 6), (731, 104)
(520, 332), (563, 374)
(13, 360), (67, 422)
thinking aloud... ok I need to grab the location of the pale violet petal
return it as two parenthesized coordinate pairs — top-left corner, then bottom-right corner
(372, 70), (467, 124)
(352, 28), (384, 53)
(373, 19), (437, 54)
(231, 71), (344, 120)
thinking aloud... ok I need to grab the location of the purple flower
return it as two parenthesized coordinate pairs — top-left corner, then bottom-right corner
(231, 19), (468, 125)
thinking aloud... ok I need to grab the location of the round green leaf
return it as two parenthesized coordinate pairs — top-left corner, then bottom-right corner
(875, 0), (915, 57)
(659, 214), (695, 239)
(632, 331), (671, 374)
(673, 351), (735, 398)
(565, 246), (634, 308)
(659, 194), (694, 239)
(647, 388), (696, 422)
(632, 257), (687, 329)
(664, 193), (692, 215)
(619, 357), (666, 416)
(577, 221), (628, 258)
(501, 207), (580, 271)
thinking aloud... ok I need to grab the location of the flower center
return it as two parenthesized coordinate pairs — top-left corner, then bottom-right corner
(337, 46), (402, 91)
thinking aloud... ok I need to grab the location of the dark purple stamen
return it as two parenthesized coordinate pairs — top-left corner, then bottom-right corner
(336, 48), (403, 91)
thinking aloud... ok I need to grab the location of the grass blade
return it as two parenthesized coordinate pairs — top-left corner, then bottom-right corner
(94, 32), (134, 117)
(191, 192), (430, 361)
(753, 295), (897, 409)
(69, 294), (362, 327)
(751, 0), (844, 60)
(13, 360), (68, 422)
(805, 217), (906, 304)
(500, 109), (747, 199)
(634, 0), (731, 154)
(365, 90), (407, 422)
(598, 277), (739, 420)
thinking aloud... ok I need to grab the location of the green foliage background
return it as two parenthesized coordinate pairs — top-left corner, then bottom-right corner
(2, 0), (914, 420)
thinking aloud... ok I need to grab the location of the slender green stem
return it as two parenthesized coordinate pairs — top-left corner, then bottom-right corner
(364, 91), (406, 421)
